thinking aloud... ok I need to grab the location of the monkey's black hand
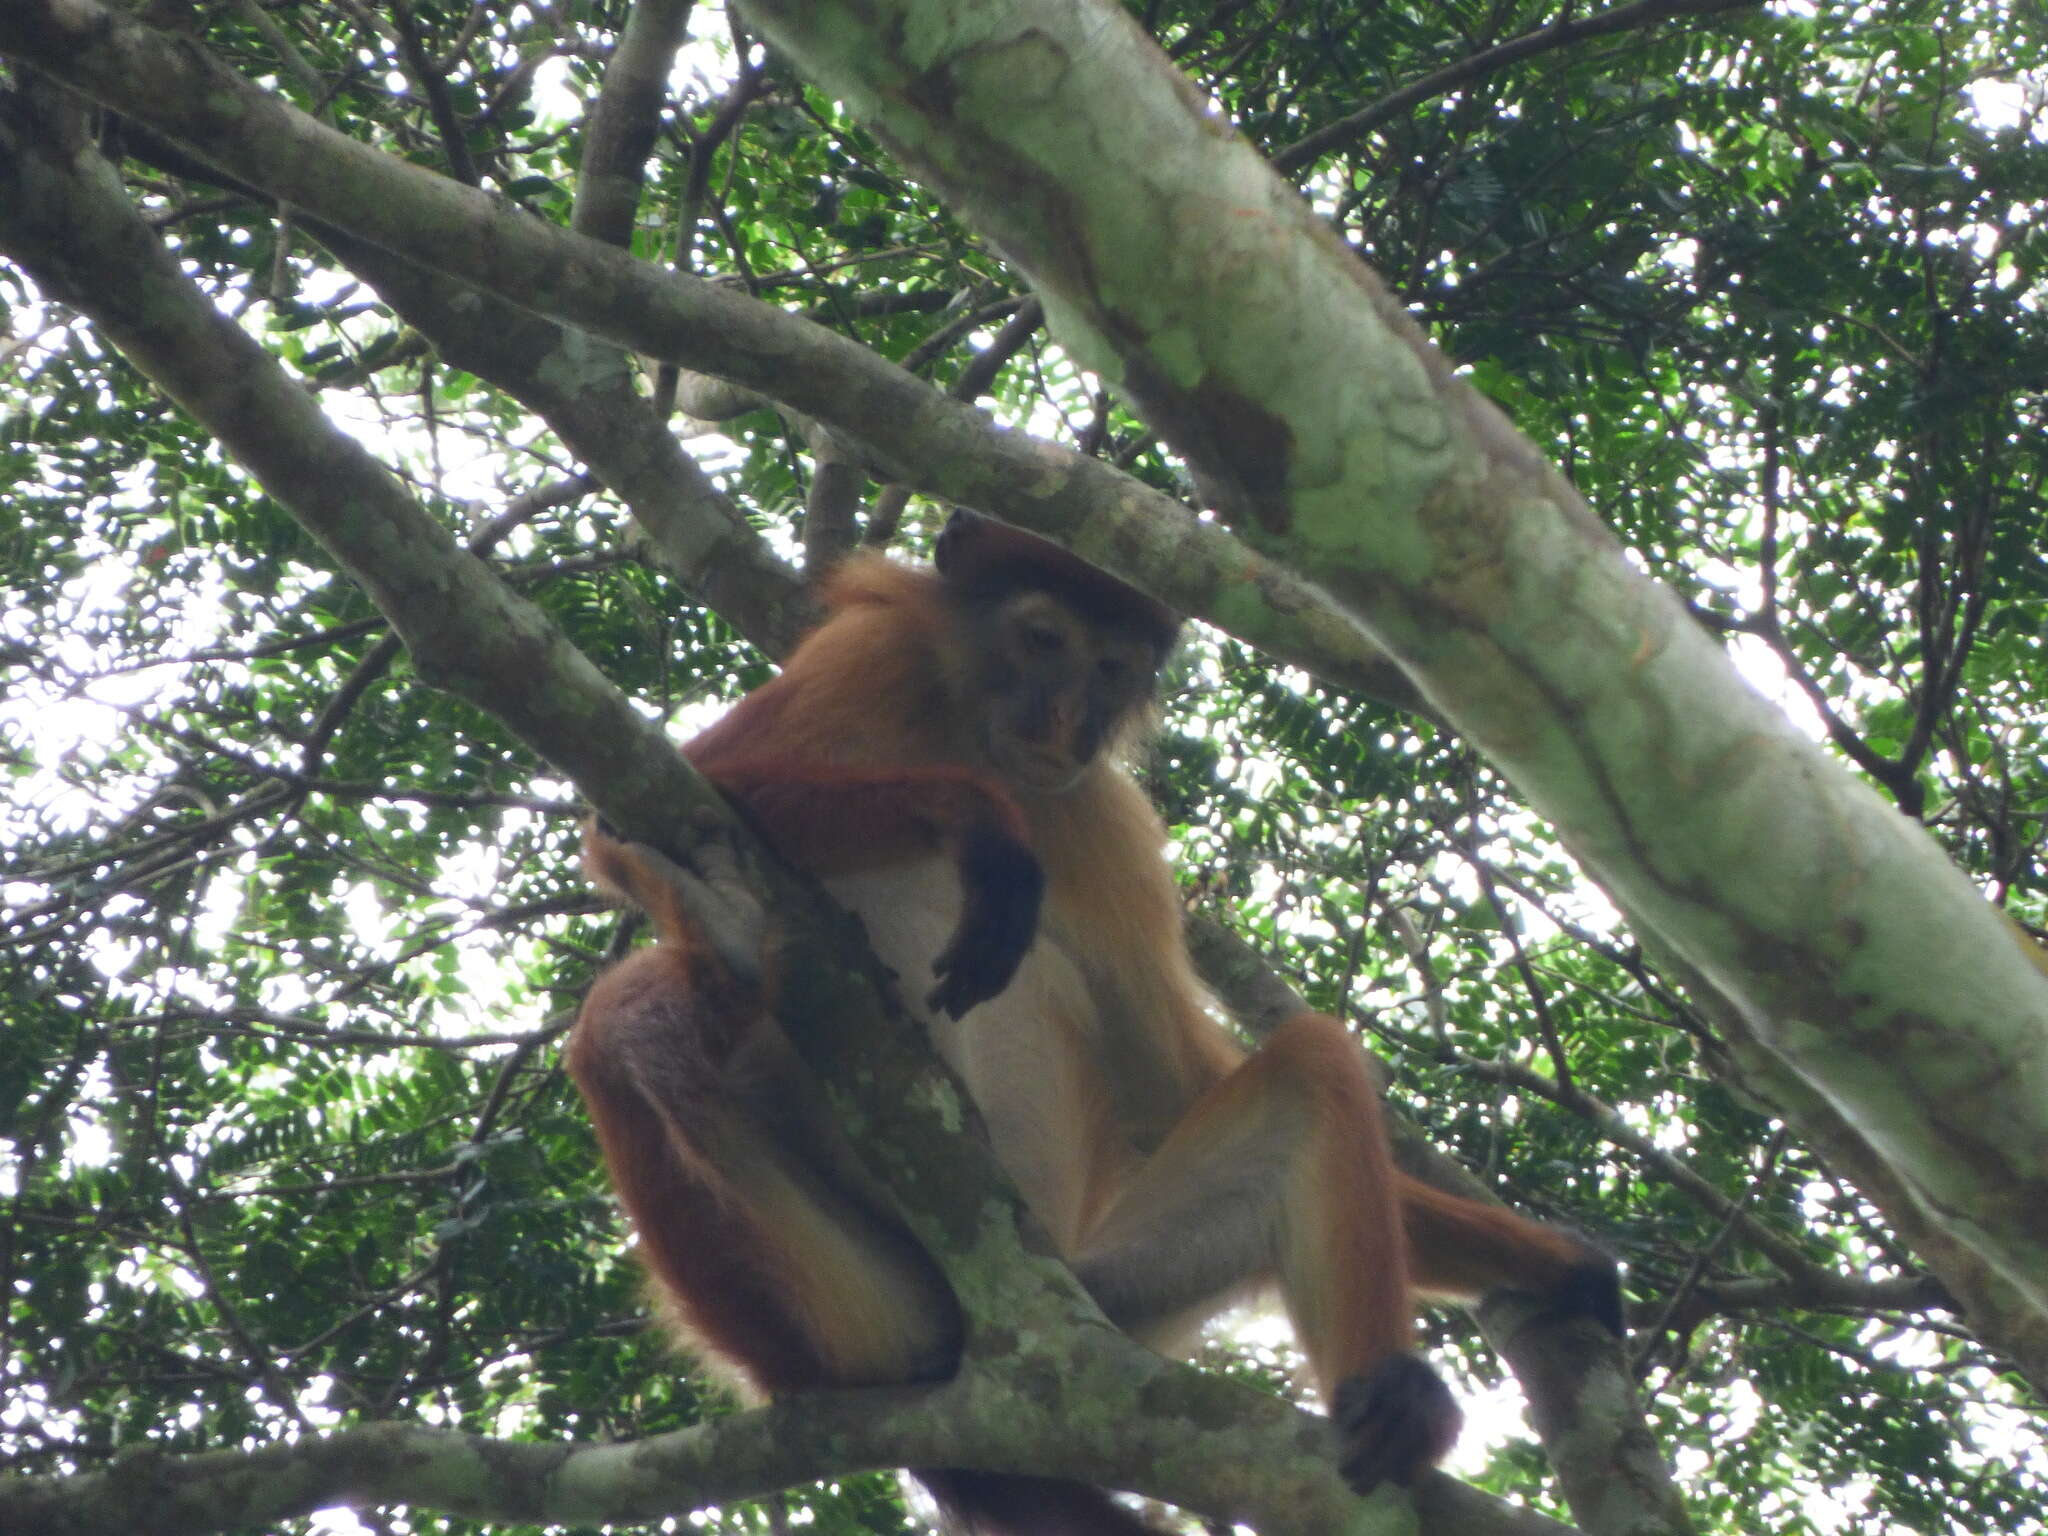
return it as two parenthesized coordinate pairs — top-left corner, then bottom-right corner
(1488, 1249), (1624, 1337)
(1550, 1253), (1626, 1336)
(929, 823), (1044, 1019)
(1331, 1354), (1463, 1494)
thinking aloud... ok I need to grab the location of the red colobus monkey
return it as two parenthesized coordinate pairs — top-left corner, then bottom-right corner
(568, 512), (1620, 1534)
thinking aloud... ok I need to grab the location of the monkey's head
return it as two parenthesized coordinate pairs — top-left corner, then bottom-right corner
(936, 512), (1180, 795)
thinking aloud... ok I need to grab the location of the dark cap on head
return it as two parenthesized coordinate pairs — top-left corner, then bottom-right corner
(934, 511), (1181, 655)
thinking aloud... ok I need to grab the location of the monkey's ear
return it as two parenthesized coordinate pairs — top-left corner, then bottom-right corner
(933, 508), (987, 575)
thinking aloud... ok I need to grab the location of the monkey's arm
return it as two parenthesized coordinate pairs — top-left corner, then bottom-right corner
(590, 758), (1043, 1019)
(707, 757), (1043, 1018)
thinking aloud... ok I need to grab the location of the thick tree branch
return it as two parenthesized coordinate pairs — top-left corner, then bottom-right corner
(800, 416), (867, 571)
(0, 1373), (1585, 1536)
(1661, 946), (2048, 1398)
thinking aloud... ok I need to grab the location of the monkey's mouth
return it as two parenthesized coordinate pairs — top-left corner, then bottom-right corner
(985, 729), (1087, 795)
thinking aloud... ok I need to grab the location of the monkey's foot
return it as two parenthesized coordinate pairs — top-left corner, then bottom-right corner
(1331, 1354), (1462, 1494)
(621, 824), (770, 984)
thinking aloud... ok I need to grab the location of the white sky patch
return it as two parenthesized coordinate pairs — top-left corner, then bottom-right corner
(3, 555), (188, 832)
(83, 923), (141, 981)
(1805, 1477), (1880, 1535)
(190, 868), (247, 957)
(528, 53), (579, 126)
(117, 1247), (208, 1303)
(1727, 633), (1827, 743)
(1966, 75), (2046, 138)
(260, 964), (318, 1016)
(1715, 1374), (1764, 1440)
(444, 941), (532, 1037)
(1439, 1374), (1536, 1479)
(342, 880), (402, 962)
(1688, 550), (1828, 744)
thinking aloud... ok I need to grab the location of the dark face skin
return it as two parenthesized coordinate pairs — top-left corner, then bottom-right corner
(969, 587), (1166, 795)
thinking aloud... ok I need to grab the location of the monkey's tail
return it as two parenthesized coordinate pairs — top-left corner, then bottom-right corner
(916, 1470), (1168, 1536)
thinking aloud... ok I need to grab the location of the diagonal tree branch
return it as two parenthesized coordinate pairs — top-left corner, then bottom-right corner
(305, 219), (817, 656)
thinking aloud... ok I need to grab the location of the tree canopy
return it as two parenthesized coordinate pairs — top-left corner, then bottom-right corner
(1, 1), (2044, 1535)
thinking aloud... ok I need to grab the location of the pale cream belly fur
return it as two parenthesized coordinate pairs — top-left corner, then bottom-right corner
(824, 860), (1112, 1256)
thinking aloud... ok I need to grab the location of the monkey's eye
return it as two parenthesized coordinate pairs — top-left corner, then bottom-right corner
(1096, 656), (1127, 683)
(1019, 623), (1065, 658)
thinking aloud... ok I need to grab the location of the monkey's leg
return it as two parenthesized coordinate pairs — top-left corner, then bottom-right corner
(572, 952), (1165, 1536)
(1400, 1175), (1624, 1334)
(1069, 1012), (1457, 1489)
(568, 946), (960, 1394)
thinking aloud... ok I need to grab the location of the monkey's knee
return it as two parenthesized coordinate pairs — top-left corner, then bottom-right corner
(570, 945), (756, 1091)
(1253, 1012), (1388, 1110)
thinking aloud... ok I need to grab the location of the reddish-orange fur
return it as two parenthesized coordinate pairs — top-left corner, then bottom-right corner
(568, 521), (1619, 1526)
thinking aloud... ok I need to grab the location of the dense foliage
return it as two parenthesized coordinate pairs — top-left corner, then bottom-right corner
(3, 1), (2044, 1532)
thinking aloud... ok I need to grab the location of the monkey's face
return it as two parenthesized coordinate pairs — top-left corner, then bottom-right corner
(972, 589), (1165, 795)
